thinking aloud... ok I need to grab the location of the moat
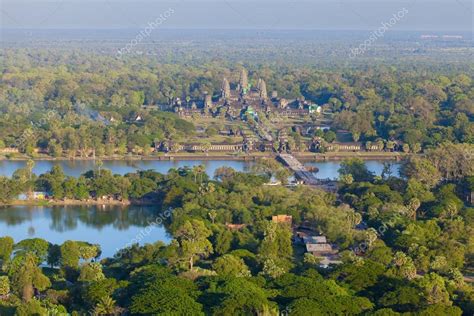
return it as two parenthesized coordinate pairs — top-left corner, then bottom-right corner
(0, 159), (399, 179)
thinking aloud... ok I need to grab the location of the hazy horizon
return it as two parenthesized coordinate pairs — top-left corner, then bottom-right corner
(1, 0), (472, 32)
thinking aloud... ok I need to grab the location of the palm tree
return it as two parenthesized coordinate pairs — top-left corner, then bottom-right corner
(170, 142), (181, 153)
(352, 132), (360, 142)
(25, 159), (35, 198)
(208, 209), (217, 224)
(26, 159), (35, 181)
(365, 141), (372, 152)
(347, 212), (362, 227)
(381, 161), (393, 179)
(191, 165), (199, 183)
(192, 164), (206, 183)
(402, 143), (410, 153)
(197, 164), (206, 183)
(95, 159), (104, 176)
(202, 142), (212, 156)
(365, 228), (378, 249)
(385, 140), (396, 152)
(443, 202), (458, 219)
(407, 198), (421, 220)
(93, 296), (117, 315)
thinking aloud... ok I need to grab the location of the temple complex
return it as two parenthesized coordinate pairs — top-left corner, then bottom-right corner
(173, 67), (319, 119)
(164, 68), (399, 157)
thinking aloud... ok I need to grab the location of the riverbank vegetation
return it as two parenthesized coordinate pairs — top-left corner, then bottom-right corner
(0, 143), (472, 315)
(0, 158), (292, 205)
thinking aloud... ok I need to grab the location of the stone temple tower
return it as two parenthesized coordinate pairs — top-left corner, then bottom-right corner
(256, 78), (262, 91)
(204, 94), (212, 109)
(221, 78), (231, 100)
(258, 78), (268, 101)
(239, 68), (249, 94)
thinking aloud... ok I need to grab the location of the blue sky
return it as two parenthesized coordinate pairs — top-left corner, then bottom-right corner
(1, 0), (472, 31)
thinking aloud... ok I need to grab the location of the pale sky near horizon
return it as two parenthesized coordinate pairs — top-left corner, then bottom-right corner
(1, 0), (472, 32)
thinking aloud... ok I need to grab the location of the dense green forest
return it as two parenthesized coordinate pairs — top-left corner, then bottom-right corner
(0, 49), (472, 157)
(0, 144), (472, 315)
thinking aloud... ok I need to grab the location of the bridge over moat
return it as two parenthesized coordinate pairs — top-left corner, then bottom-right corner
(277, 154), (338, 192)
(278, 154), (320, 186)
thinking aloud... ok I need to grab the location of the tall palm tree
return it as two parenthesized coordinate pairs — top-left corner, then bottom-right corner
(26, 159), (35, 181)
(25, 159), (35, 198)
(197, 164), (206, 183)
(95, 159), (104, 176)
(192, 164), (206, 183)
(192, 165), (199, 183)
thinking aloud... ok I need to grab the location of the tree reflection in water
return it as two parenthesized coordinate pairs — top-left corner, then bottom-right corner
(0, 205), (162, 232)
(0, 205), (170, 258)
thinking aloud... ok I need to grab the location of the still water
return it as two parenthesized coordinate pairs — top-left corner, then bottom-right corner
(0, 159), (399, 179)
(0, 205), (170, 258)
(0, 159), (400, 257)
(0, 159), (253, 178)
(304, 160), (400, 179)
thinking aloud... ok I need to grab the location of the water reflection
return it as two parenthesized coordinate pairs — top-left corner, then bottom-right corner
(0, 159), (253, 178)
(0, 205), (161, 230)
(0, 205), (170, 257)
(0, 159), (398, 180)
(304, 161), (400, 179)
